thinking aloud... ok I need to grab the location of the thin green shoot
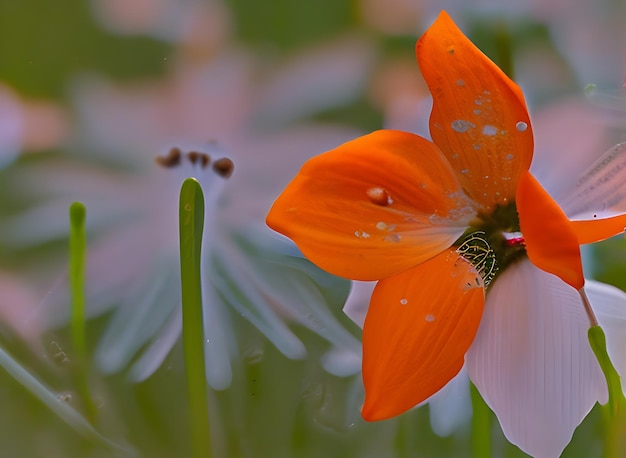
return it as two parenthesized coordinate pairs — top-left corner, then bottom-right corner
(179, 178), (212, 458)
(69, 201), (97, 424)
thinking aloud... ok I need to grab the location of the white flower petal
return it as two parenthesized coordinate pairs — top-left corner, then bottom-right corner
(202, 287), (234, 391)
(558, 142), (626, 219)
(428, 366), (472, 437)
(342, 281), (376, 328)
(129, 309), (183, 383)
(320, 346), (362, 377)
(467, 259), (606, 458)
(586, 280), (626, 394)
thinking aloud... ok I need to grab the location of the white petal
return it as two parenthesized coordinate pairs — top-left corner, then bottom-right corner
(320, 346), (362, 377)
(586, 280), (626, 394)
(467, 259), (606, 458)
(428, 366), (472, 437)
(129, 309), (183, 383)
(342, 281), (376, 328)
(558, 142), (626, 219)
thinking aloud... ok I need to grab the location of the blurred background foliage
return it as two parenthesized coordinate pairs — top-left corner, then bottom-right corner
(0, 0), (625, 456)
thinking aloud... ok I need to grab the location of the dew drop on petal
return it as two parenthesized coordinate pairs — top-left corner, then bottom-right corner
(447, 46), (455, 54)
(425, 314), (435, 322)
(399, 298), (408, 305)
(451, 120), (474, 133)
(376, 221), (387, 230)
(457, 79), (465, 86)
(366, 187), (393, 206)
(384, 234), (402, 243)
(516, 121), (528, 132)
(461, 168), (469, 174)
(505, 153), (514, 161)
(482, 125), (497, 136)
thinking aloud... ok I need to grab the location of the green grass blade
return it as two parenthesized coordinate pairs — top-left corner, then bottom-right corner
(0, 345), (133, 455)
(179, 178), (212, 458)
(69, 202), (87, 358)
(69, 201), (97, 423)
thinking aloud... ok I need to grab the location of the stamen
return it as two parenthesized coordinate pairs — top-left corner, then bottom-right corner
(187, 151), (211, 169)
(212, 157), (234, 178)
(187, 151), (201, 165)
(155, 147), (182, 168)
(456, 231), (497, 286)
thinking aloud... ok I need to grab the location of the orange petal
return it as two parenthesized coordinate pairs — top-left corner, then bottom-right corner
(361, 250), (484, 421)
(516, 171), (584, 290)
(267, 130), (476, 281)
(417, 11), (533, 212)
(571, 214), (626, 244)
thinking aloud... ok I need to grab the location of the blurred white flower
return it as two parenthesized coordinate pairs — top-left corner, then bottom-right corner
(2, 32), (374, 389)
(0, 83), (69, 168)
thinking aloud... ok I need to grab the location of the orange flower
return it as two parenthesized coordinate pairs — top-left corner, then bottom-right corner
(267, 10), (626, 454)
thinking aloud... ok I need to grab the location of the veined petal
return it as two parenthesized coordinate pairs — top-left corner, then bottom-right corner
(571, 214), (626, 244)
(558, 142), (626, 218)
(517, 171), (584, 290)
(361, 250), (484, 421)
(417, 11), (533, 211)
(267, 130), (476, 281)
(467, 259), (606, 458)
(587, 280), (626, 395)
(343, 280), (376, 328)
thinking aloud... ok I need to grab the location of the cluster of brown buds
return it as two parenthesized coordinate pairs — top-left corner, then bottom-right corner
(156, 145), (234, 179)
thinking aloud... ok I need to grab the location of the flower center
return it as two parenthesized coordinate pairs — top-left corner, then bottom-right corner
(454, 202), (527, 288)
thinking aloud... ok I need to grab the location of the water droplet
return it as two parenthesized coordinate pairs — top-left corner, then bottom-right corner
(354, 230), (370, 239)
(366, 187), (393, 206)
(482, 125), (497, 136)
(516, 121), (528, 132)
(451, 120), (474, 133)
(400, 298), (408, 305)
(474, 98), (482, 105)
(447, 46), (455, 54)
(376, 221), (387, 230)
(473, 109), (481, 115)
(473, 144), (480, 150)
(505, 153), (514, 161)
(425, 314), (435, 322)
(451, 153), (459, 159)
(461, 168), (469, 174)
(457, 79), (465, 86)
(385, 234), (402, 243)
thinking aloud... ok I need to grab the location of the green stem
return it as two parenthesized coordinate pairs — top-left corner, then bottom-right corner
(470, 382), (491, 458)
(69, 202), (97, 424)
(179, 178), (212, 458)
(588, 325), (624, 458)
